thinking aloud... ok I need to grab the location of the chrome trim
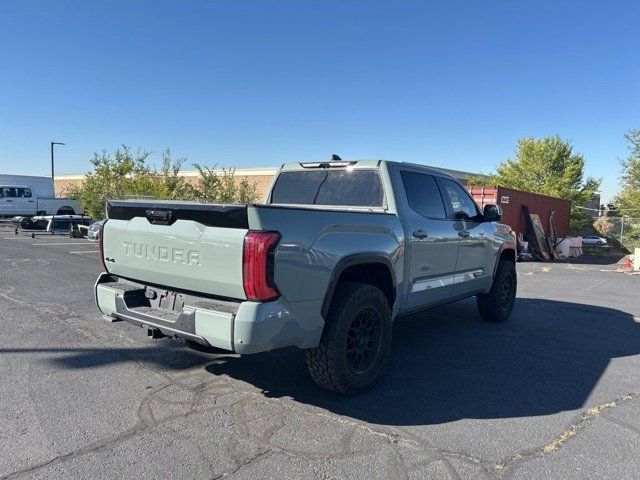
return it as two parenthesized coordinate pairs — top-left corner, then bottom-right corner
(411, 274), (455, 292)
(412, 269), (484, 292)
(455, 269), (485, 284)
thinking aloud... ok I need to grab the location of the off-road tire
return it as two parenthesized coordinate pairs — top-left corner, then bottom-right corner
(477, 259), (517, 322)
(305, 282), (392, 395)
(19, 217), (34, 229)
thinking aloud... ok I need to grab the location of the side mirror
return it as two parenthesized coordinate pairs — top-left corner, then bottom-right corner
(483, 204), (502, 222)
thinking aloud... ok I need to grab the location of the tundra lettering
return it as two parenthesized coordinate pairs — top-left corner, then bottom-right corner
(122, 241), (200, 266)
(97, 159), (517, 395)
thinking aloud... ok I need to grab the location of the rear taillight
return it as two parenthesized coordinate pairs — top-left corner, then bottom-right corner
(98, 222), (107, 271)
(242, 231), (280, 302)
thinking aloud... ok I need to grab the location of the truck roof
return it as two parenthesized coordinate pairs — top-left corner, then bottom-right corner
(381, 160), (472, 180)
(279, 159), (469, 182)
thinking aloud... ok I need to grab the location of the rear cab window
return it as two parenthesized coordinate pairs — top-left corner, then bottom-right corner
(270, 169), (385, 207)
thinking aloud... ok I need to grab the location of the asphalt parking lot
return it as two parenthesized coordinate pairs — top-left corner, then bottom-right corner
(1, 225), (639, 480)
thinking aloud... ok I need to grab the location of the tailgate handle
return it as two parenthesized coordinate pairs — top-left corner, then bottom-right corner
(145, 209), (175, 225)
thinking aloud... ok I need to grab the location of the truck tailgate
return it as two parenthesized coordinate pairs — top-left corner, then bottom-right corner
(103, 201), (249, 299)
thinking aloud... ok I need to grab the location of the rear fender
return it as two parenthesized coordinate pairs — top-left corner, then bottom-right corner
(321, 254), (397, 319)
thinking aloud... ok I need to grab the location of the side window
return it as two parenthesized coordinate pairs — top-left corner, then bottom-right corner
(17, 188), (32, 197)
(24, 188), (32, 198)
(5, 188), (17, 198)
(400, 171), (446, 219)
(440, 178), (480, 220)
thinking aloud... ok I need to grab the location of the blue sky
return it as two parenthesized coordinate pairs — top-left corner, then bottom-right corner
(0, 1), (638, 202)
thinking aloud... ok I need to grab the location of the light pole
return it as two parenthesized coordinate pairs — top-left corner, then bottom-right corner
(51, 141), (65, 180)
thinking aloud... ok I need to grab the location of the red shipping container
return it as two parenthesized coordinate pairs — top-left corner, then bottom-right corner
(466, 186), (572, 237)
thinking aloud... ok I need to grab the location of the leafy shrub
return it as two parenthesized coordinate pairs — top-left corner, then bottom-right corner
(68, 146), (258, 220)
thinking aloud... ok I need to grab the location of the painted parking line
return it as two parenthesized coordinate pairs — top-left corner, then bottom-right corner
(68, 250), (100, 255)
(3, 237), (32, 240)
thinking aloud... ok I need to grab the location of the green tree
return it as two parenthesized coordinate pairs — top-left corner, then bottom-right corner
(192, 165), (259, 204)
(614, 130), (640, 212)
(145, 149), (197, 201)
(605, 203), (621, 217)
(486, 135), (601, 232)
(69, 147), (258, 220)
(465, 173), (491, 186)
(613, 130), (640, 250)
(67, 146), (153, 219)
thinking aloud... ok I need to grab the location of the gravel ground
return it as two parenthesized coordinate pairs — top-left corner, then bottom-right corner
(1, 225), (639, 479)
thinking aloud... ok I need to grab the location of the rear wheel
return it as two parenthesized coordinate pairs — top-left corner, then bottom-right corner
(305, 282), (392, 395)
(477, 259), (517, 322)
(19, 217), (34, 229)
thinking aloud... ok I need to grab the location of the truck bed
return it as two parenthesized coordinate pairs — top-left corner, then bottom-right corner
(103, 199), (401, 302)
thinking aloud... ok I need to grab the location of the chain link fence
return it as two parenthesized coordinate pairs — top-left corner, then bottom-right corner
(593, 216), (640, 252)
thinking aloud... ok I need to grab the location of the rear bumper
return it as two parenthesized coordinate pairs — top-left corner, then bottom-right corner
(94, 273), (322, 354)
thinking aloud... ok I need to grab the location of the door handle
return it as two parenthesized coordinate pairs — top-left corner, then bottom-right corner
(458, 230), (470, 238)
(412, 229), (429, 239)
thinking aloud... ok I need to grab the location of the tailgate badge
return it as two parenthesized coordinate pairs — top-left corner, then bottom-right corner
(145, 209), (175, 225)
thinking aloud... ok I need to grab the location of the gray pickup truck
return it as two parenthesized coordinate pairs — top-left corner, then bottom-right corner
(95, 159), (517, 394)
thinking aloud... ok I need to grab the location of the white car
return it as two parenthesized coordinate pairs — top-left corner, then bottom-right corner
(86, 219), (106, 241)
(582, 235), (608, 246)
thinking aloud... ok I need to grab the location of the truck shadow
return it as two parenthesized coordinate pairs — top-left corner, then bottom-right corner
(206, 297), (640, 426)
(6, 343), (215, 370)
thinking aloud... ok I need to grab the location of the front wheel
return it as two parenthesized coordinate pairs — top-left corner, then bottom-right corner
(305, 282), (392, 395)
(477, 260), (517, 322)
